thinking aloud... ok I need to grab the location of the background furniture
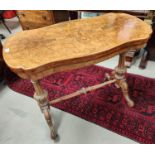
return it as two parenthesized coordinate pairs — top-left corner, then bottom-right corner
(139, 12), (155, 68)
(0, 10), (17, 40)
(147, 18), (155, 61)
(0, 40), (5, 82)
(0, 10), (7, 40)
(16, 10), (69, 30)
(0, 10), (12, 34)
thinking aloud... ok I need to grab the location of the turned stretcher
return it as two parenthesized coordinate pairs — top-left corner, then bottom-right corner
(3, 13), (152, 140)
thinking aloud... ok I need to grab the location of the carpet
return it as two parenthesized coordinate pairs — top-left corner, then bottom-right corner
(5, 65), (155, 143)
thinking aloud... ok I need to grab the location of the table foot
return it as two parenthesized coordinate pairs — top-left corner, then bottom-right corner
(117, 79), (134, 107)
(31, 80), (57, 140)
(43, 108), (57, 140)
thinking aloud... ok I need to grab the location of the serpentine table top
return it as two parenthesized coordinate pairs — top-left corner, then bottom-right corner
(3, 13), (152, 80)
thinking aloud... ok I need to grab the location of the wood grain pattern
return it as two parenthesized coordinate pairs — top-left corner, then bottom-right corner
(3, 13), (152, 80)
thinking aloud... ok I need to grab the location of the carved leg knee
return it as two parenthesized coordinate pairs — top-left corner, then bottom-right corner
(113, 53), (134, 107)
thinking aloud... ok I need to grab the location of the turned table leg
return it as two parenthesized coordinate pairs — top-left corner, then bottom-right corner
(31, 80), (57, 140)
(114, 53), (134, 107)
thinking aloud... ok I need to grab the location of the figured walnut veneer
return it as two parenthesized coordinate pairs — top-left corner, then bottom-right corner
(3, 13), (152, 80)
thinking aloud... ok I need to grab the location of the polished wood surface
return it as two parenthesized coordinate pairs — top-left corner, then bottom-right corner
(3, 13), (152, 80)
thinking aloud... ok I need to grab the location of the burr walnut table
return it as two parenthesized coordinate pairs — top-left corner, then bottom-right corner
(3, 13), (152, 140)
